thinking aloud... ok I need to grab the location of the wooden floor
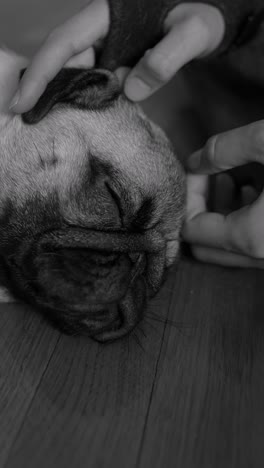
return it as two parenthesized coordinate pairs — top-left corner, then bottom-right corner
(1, 2), (264, 467)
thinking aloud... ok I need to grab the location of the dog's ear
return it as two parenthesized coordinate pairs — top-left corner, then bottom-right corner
(21, 68), (121, 125)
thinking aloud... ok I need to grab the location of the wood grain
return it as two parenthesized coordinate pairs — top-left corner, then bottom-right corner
(0, 304), (59, 466)
(138, 261), (264, 468)
(1, 2), (264, 468)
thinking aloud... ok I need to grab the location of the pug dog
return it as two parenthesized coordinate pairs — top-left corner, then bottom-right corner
(0, 48), (185, 342)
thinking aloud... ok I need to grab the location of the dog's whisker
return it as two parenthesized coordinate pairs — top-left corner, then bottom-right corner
(126, 335), (130, 357)
(146, 312), (195, 330)
(40, 252), (65, 258)
(136, 325), (147, 338)
(143, 317), (160, 334)
(145, 315), (186, 337)
(131, 332), (145, 353)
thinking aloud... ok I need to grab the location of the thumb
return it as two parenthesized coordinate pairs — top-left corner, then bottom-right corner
(124, 3), (224, 101)
(124, 16), (214, 101)
(11, 0), (109, 113)
(187, 121), (264, 174)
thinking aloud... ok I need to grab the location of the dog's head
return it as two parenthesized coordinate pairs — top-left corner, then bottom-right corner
(0, 67), (185, 342)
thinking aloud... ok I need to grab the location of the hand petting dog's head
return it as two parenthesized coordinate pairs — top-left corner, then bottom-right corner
(0, 53), (185, 342)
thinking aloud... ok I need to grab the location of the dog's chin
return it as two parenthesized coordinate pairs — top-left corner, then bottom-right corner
(31, 255), (147, 343)
(38, 275), (147, 343)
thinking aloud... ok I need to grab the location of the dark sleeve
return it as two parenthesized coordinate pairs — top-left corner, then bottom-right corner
(98, 0), (263, 70)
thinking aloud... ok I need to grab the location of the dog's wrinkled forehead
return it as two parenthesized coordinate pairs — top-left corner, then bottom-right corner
(0, 67), (184, 238)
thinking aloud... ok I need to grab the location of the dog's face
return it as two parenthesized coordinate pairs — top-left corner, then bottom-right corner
(0, 67), (185, 342)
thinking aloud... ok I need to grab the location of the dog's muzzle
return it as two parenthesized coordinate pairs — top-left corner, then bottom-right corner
(5, 228), (166, 342)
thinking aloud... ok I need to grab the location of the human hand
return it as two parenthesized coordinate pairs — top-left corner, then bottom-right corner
(182, 121), (264, 268)
(11, 1), (224, 112)
(124, 2), (225, 101)
(9, 0), (109, 113)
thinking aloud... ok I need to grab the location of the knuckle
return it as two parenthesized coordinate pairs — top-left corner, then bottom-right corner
(37, 70), (53, 86)
(229, 216), (264, 258)
(38, 74), (51, 87)
(143, 50), (171, 83)
(31, 71), (54, 92)
(46, 27), (61, 44)
(244, 232), (264, 258)
(46, 28), (77, 55)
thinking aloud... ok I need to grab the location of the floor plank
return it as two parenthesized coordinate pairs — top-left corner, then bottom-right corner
(0, 304), (59, 466)
(138, 261), (264, 468)
(3, 272), (176, 468)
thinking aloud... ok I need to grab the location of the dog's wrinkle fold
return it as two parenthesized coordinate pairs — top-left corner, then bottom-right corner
(132, 196), (156, 230)
(94, 278), (146, 342)
(3, 220), (167, 341)
(104, 181), (124, 226)
(39, 227), (165, 254)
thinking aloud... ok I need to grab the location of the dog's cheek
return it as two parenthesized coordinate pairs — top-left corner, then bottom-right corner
(165, 239), (180, 267)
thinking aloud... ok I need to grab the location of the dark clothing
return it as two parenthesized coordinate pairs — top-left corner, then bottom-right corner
(98, 0), (264, 86)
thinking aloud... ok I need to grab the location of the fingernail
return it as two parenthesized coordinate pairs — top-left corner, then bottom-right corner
(125, 76), (151, 101)
(188, 151), (201, 171)
(9, 90), (20, 110)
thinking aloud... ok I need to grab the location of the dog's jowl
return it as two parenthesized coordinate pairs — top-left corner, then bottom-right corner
(0, 50), (185, 342)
